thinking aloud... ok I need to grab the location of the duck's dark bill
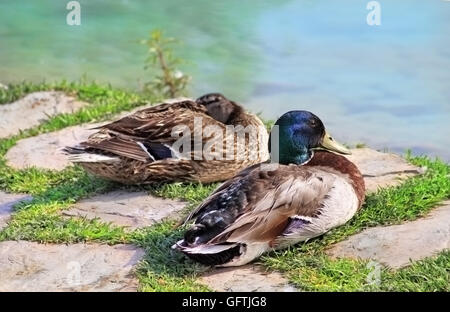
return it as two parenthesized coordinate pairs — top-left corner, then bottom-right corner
(318, 131), (351, 155)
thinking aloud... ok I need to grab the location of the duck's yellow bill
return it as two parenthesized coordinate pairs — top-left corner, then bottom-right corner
(319, 131), (351, 155)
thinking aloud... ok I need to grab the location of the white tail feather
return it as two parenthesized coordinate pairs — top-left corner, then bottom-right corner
(68, 153), (120, 163)
(172, 240), (238, 254)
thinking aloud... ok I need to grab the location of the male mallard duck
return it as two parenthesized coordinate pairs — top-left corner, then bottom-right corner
(64, 93), (269, 184)
(173, 111), (365, 266)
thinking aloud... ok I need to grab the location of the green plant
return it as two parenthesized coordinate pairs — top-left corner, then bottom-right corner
(141, 29), (191, 98)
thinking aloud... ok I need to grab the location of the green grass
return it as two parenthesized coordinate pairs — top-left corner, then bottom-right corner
(0, 80), (68, 104)
(382, 250), (450, 291)
(263, 251), (449, 291)
(131, 223), (211, 292)
(0, 81), (449, 292)
(0, 167), (126, 243)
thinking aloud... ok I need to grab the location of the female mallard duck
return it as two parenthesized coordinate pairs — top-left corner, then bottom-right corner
(65, 93), (269, 184)
(173, 111), (365, 266)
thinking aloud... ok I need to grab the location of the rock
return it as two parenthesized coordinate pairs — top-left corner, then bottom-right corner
(0, 192), (33, 230)
(63, 191), (186, 229)
(0, 241), (145, 291)
(326, 201), (450, 268)
(199, 265), (297, 292)
(5, 123), (104, 170)
(347, 148), (423, 193)
(0, 91), (87, 139)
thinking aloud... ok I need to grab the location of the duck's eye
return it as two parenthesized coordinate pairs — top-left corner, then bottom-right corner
(309, 119), (317, 127)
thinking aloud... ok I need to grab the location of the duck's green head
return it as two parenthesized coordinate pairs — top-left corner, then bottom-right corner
(269, 110), (351, 165)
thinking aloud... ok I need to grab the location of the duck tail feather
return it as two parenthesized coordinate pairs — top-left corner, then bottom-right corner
(62, 145), (86, 154)
(172, 240), (243, 266)
(66, 152), (120, 163)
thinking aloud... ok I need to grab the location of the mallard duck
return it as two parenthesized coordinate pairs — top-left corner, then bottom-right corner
(173, 110), (365, 266)
(64, 93), (269, 184)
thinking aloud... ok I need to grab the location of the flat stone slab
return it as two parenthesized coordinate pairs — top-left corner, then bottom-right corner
(199, 265), (297, 292)
(347, 148), (423, 193)
(0, 91), (87, 139)
(5, 122), (103, 171)
(63, 191), (186, 229)
(326, 201), (450, 268)
(0, 192), (33, 230)
(0, 241), (145, 291)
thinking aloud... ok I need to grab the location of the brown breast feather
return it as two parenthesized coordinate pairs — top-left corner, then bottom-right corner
(306, 151), (366, 208)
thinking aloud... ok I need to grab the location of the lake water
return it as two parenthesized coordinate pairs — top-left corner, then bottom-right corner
(1, 0), (449, 160)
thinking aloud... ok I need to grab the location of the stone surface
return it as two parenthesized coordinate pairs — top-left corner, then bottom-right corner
(0, 191), (33, 230)
(63, 191), (186, 229)
(326, 201), (450, 268)
(199, 265), (297, 292)
(347, 148), (423, 193)
(0, 241), (145, 291)
(0, 91), (87, 139)
(5, 122), (104, 170)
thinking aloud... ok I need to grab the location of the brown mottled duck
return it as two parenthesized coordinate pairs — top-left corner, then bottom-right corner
(64, 93), (269, 184)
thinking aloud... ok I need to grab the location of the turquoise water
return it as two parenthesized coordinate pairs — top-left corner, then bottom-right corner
(1, 0), (449, 160)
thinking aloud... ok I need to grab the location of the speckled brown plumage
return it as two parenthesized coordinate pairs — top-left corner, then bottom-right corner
(65, 93), (269, 184)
